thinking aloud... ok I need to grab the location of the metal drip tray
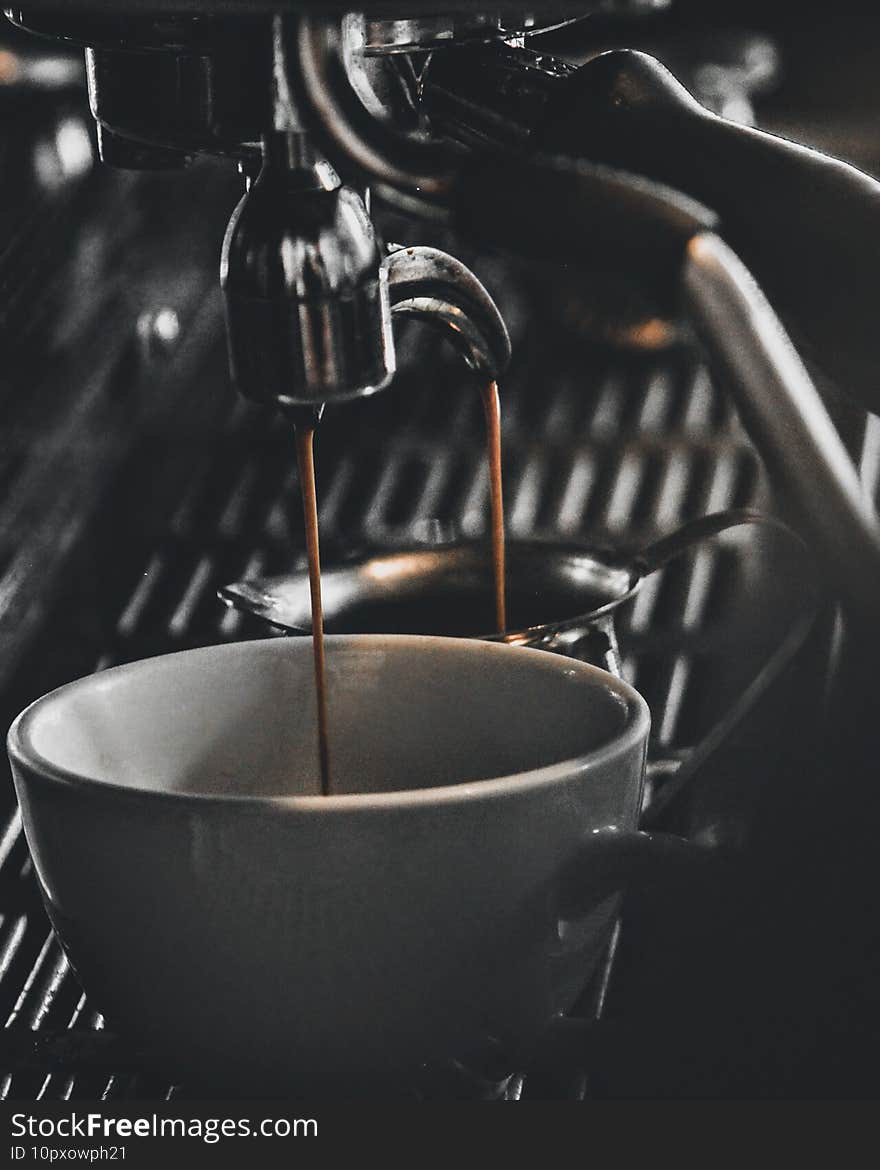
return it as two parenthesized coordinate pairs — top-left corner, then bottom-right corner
(0, 133), (793, 1098)
(0, 319), (776, 1098)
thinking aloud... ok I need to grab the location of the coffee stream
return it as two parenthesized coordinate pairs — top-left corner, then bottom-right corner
(294, 425), (332, 797)
(481, 379), (507, 635)
(295, 381), (507, 795)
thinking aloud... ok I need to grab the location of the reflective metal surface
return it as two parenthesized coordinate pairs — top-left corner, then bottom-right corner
(221, 132), (395, 407)
(387, 243), (511, 380)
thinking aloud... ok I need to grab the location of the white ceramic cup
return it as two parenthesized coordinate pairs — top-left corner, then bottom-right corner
(7, 634), (651, 1091)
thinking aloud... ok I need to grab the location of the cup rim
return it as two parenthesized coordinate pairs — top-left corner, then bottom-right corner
(7, 634), (651, 811)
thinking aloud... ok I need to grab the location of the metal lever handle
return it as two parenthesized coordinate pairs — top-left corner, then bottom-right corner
(385, 244), (511, 381)
(547, 50), (880, 415)
(427, 44), (880, 413)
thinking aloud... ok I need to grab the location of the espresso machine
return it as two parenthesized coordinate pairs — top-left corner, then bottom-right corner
(2, 0), (880, 1099)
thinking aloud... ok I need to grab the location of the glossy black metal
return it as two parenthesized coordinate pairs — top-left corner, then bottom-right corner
(8, 9), (275, 160)
(423, 40), (577, 152)
(7, 8), (268, 51)
(85, 39), (269, 160)
(96, 124), (193, 169)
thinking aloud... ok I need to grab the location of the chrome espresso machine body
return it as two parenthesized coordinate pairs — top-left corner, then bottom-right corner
(2, 1), (880, 1098)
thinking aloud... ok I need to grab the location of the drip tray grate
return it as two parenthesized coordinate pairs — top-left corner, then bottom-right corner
(0, 325), (776, 1099)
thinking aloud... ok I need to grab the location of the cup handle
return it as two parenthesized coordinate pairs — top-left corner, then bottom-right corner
(629, 508), (823, 829)
(556, 826), (719, 921)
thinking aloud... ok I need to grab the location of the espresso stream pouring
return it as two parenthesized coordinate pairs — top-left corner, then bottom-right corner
(286, 243), (511, 793)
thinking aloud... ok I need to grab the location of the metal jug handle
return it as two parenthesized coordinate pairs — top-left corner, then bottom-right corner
(624, 508), (824, 831)
(631, 507), (790, 576)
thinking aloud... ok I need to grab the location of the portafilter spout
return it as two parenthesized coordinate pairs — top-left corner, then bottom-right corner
(220, 242), (512, 620)
(220, 154), (510, 413)
(220, 130), (395, 411)
(386, 243), (511, 382)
